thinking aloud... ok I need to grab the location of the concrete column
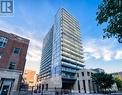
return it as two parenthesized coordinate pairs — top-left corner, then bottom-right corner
(73, 80), (78, 93)
(85, 79), (90, 93)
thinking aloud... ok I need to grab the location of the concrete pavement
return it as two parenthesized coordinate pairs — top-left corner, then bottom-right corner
(32, 93), (122, 95)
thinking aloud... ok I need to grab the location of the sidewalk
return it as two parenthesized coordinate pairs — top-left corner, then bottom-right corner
(32, 93), (104, 95)
(32, 92), (122, 95)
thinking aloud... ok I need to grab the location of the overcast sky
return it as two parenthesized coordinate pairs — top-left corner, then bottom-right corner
(0, 0), (122, 73)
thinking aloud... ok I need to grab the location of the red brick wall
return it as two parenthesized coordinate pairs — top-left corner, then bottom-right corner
(0, 30), (29, 72)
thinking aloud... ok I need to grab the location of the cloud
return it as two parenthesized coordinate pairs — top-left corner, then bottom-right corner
(0, 1), (55, 73)
(102, 49), (113, 61)
(115, 50), (122, 60)
(0, 20), (43, 73)
(83, 38), (121, 61)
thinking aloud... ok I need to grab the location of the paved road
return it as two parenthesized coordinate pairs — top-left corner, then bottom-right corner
(32, 93), (122, 95)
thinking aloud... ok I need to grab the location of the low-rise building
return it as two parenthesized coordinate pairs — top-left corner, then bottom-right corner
(0, 30), (29, 95)
(75, 69), (97, 93)
(76, 68), (118, 94)
(112, 72), (122, 80)
(37, 68), (118, 94)
(92, 68), (105, 73)
(23, 69), (37, 90)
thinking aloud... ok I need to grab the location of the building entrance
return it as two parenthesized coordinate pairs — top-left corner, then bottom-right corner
(0, 79), (14, 95)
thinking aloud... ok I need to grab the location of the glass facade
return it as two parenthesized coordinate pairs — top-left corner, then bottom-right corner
(40, 8), (84, 81)
(40, 26), (53, 79)
(60, 8), (84, 80)
(51, 9), (62, 77)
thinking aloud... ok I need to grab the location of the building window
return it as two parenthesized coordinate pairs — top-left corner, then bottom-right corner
(42, 84), (44, 90)
(13, 48), (20, 54)
(91, 73), (93, 76)
(83, 80), (86, 93)
(78, 80), (80, 93)
(8, 62), (16, 70)
(82, 72), (84, 76)
(0, 52), (4, 60)
(46, 84), (48, 91)
(0, 55), (2, 59)
(77, 73), (79, 77)
(87, 72), (90, 76)
(0, 37), (8, 48)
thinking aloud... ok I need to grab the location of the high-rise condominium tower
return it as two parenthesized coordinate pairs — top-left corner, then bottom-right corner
(40, 8), (84, 90)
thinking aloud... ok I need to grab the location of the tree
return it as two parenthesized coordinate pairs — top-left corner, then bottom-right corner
(92, 72), (115, 93)
(96, 0), (122, 43)
(114, 77), (122, 90)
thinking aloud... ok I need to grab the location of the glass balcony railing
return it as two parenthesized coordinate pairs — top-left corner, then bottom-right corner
(61, 61), (83, 69)
(62, 46), (83, 58)
(62, 51), (84, 63)
(62, 74), (76, 80)
(61, 67), (76, 73)
(62, 56), (84, 66)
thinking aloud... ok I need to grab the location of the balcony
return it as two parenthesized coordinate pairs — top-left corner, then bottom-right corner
(62, 75), (76, 80)
(61, 67), (76, 73)
(62, 51), (84, 64)
(61, 61), (82, 70)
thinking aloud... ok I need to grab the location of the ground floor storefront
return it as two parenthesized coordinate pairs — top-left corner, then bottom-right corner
(0, 69), (22, 95)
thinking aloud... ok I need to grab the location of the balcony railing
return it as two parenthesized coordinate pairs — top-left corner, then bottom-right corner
(62, 75), (76, 80)
(61, 68), (76, 73)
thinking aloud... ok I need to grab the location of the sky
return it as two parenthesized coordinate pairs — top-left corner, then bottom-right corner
(0, 0), (122, 73)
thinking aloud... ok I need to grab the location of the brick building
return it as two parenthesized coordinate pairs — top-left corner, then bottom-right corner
(23, 70), (37, 90)
(0, 30), (29, 95)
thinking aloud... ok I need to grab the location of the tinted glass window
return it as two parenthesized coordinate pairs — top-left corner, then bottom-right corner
(82, 72), (84, 76)
(87, 72), (90, 76)
(8, 62), (16, 70)
(0, 37), (8, 48)
(13, 48), (20, 54)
